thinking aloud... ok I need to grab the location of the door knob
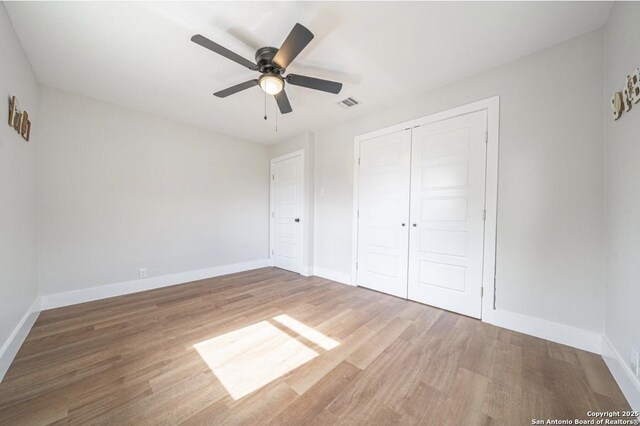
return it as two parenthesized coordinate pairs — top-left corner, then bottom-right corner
(412, 223), (417, 227)
(401, 223), (406, 227)
(294, 218), (300, 222)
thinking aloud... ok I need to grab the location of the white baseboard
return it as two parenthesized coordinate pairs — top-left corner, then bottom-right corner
(300, 266), (312, 277)
(40, 259), (271, 310)
(602, 336), (640, 411)
(0, 297), (41, 382)
(483, 308), (603, 354)
(313, 266), (353, 286)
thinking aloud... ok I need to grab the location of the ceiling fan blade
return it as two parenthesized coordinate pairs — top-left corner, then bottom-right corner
(272, 23), (314, 69)
(191, 34), (258, 71)
(275, 90), (293, 114)
(286, 74), (342, 94)
(214, 79), (259, 98)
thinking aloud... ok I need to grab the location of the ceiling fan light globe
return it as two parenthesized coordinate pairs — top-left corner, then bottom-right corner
(259, 75), (284, 95)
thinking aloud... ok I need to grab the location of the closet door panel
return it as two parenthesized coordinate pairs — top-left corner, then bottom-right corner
(356, 129), (411, 298)
(408, 111), (487, 318)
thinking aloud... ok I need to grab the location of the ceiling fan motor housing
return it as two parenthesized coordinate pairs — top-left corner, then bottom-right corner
(255, 47), (283, 74)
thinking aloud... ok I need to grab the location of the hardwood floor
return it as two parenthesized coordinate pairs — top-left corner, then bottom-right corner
(0, 268), (630, 425)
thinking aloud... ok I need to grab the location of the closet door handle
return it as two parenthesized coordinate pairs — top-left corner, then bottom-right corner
(294, 218), (300, 222)
(412, 223), (417, 227)
(401, 223), (406, 227)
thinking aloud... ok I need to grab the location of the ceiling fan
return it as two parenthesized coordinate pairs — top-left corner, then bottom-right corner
(191, 23), (343, 114)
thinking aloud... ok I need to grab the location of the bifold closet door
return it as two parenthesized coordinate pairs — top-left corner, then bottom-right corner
(356, 129), (411, 298)
(408, 111), (487, 318)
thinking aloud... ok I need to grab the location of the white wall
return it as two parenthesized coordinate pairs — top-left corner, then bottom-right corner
(313, 31), (605, 332)
(37, 86), (270, 295)
(0, 4), (39, 356)
(268, 132), (315, 275)
(603, 2), (640, 384)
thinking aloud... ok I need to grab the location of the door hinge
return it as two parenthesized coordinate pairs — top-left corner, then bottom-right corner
(482, 209), (486, 221)
(355, 262), (358, 271)
(271, 249), (274, 255)
(485, 131), (488, 143)
(272, 174), (275, 180)
(493, 274), (497, 309)
(357, 210), (359, 218)
(358, 157), (361, 166)
(481, 287), (484, 297)
(271, 212), (274, 218)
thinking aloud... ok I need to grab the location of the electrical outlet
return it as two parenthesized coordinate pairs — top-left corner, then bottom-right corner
(632, 346), (640, 379)
(139, 267), (148, 279)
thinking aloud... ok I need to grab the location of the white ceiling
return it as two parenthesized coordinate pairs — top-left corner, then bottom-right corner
(5, 1), (612, 144)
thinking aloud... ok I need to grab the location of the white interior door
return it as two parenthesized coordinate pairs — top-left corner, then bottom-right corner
(408, 110), (487, 318)
(271, 153), (303, 273)
(356, 129), (411, 298)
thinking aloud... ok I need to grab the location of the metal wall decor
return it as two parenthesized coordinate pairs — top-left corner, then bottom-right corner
(611, 68), (640, 120)
(7, 96), (31, 141)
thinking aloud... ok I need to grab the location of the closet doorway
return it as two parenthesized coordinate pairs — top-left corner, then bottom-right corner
(352, 98), (499, 319)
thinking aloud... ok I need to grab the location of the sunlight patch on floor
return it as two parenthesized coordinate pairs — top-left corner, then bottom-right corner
(273, 314), (340, 350)
(194, 315), (339, 400)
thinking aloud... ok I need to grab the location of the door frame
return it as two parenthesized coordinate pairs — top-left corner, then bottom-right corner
(351, 96), (500, 321)
(270, 149), (306, 275)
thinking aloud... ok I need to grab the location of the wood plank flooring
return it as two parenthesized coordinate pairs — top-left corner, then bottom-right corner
(0, 267), (630, 425)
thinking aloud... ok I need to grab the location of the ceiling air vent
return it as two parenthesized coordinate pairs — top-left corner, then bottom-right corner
(338, 96), (361, 109)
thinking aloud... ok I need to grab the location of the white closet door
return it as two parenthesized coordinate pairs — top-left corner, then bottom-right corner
(356, 129), (411, 298)
(408, 111), (487, 318)
(271, 153), (303, 273)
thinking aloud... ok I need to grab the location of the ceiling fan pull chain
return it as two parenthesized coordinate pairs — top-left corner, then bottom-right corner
(264, 90), (267, 120)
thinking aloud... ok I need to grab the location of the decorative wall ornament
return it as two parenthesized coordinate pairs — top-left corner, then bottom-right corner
(8, 96), (15, 125)
(21, 111), (30, 141)
(611, 68), (640, 120)
(7, 96), (31, 141)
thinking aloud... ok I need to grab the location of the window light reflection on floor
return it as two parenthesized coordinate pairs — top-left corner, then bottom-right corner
(194, 314), (340, 400)
(272, 314), (340, 350)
